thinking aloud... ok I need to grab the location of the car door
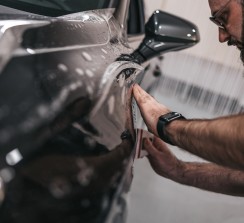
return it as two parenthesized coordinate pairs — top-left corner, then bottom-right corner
(0, 1), (147, 223)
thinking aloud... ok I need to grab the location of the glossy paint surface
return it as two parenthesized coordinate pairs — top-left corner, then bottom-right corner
(0, 4), (144, 223)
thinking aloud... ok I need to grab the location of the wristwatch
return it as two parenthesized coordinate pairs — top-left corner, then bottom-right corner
(157, 112), (185, 145)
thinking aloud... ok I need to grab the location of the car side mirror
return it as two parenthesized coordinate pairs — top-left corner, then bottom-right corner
(133, 10), (200, 64)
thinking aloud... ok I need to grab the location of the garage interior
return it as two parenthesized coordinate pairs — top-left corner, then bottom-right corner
(128, 0), (244, 223)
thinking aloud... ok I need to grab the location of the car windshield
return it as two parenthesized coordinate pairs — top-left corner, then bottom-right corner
(0, 0), (118, 16)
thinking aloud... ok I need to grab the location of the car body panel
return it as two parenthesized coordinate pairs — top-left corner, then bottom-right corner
(0, 8), (144, 162)
(0, 1), (200, 222)
(0, 2), (146, 222)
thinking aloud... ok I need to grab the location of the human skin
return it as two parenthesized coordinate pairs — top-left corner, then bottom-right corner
(209, 0), (243, 49)
(144, 137), (244, 196)
(209, 0), (244, 62)
(132, 0), (244, 196)
(132, 84), (244, 171)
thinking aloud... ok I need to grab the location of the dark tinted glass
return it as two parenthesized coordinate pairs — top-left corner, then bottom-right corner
(0, 0), (118, 16)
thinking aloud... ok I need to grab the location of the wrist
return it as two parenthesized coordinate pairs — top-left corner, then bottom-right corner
(167, 159), (186, 183)
(171, 160), (186, 182)
(164, 119), (185, 146)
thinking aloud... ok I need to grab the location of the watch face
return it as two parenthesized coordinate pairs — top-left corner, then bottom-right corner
(162, 112), (182, 122)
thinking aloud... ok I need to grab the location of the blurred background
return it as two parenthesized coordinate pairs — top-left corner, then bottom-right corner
(127, 0), (244, 223)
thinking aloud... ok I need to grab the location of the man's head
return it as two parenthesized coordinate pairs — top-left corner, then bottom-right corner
(208, 0), (244, 63)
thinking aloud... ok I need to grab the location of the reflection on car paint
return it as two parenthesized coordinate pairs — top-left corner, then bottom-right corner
(0, 20), (50, 73)
(81, 51), (93, 62)
(75, 68), (84, 76)
(57, 63), (68, 72)
(85, 69), (94, 77)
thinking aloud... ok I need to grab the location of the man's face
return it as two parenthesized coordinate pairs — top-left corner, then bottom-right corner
(208, 0), (244, 63)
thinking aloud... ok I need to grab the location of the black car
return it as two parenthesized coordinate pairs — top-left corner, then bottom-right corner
(0, 0), (199, 222)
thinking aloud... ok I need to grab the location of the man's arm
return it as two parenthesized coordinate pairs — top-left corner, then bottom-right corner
(144, 137), (244, 197)
(133, 84), (244, 170)
(179, 161), (244, 196)
(167, 116), (244, 170)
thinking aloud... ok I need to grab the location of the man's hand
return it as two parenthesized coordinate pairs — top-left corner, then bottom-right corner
(143, 137), (183, 181)
(143, 137), (244, 196)
(133, 84), (170, 136)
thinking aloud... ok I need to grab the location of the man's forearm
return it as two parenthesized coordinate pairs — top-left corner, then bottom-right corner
(177, 162), (244, 197)
(166, 114), (244, 170)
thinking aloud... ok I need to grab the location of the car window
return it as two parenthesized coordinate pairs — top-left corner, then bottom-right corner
(0, 0), (119, 16)
(127, 0), (145, 35)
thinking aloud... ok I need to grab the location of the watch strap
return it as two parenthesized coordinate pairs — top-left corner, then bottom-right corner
(157, 119), (174, 145)
(157, 112), (185, 145)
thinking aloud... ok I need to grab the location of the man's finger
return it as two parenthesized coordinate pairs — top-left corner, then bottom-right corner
(152, 137), (179, 165)
(143, 138), (158, 157)
(153, 137), (172, 154)
(132, 84), (153, 104)
(153, 137), (167, 148)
